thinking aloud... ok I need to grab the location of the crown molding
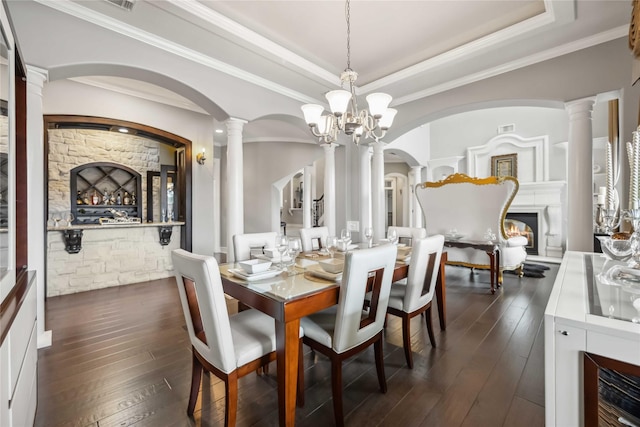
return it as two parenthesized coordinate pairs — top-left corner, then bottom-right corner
(362, 0), (573, 93)
(34, 0), (319, 104)
(170, 0), (340, 87)
(393, 25), (628, 106)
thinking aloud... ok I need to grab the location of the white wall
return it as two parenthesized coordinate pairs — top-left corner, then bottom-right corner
(242, 141), (323, 233)
(428, 106), (569, 181)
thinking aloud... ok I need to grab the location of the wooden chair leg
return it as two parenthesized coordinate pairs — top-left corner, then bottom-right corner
(374, 336), (387, 393)
(425, 306), (436, 348)
(401, 314), (413, 369)
(331, 360), (345, 427)
(187, 350), (203, 416)
(297, 340), (305, 407)
(225, 372), (239, 427)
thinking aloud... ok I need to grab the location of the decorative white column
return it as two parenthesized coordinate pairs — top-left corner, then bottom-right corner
(408, 166), (423, 228)
(323, 143), (336, 236)
(359, 144), (372, 235)
(213, 157), (221, 253)
(303, 165), (312, 228)
(27, 66), (51, 348)
(371, 140), (386, 242)
(565, 97), (596, 252)
(225, 118), (247, 262)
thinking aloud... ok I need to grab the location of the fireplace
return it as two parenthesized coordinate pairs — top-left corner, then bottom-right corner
(506, 212), (538, 255)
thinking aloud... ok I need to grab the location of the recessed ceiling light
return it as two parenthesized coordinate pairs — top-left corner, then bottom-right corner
(215, 129), (223, 134)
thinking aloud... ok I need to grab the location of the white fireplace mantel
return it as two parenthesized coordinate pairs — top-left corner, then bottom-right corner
(511, 180), (566, 259)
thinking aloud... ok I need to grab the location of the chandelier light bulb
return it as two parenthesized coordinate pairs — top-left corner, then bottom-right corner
(365, 93), (392, 118)
(301, 104), (324, 126)
(378, 108), (398, 130)
(317, 115), (330, 134)
(325, 90), (352, 116)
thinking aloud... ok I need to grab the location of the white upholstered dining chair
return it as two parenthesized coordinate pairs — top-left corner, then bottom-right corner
(171, 249), (303, 426)
(299, 226), (329, 252)
(387, 226), (427, 246)
(300, 244), (397, 427)
(386, 235), (445, 368)
(232, 232), (277, 261)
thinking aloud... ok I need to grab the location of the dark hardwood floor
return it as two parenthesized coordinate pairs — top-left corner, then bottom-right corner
(36, 261), (558, 427)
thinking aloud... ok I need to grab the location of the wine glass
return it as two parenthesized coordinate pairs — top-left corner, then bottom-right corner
(326, 236), (338, 259)
(288, 237), (301, 273)
(50, 212), (62, 228)
(340, 228), (351, 246)
(276, 234), (289, 270)
(364, 227), (373, 248)
(65, 212), (75, 227)
(387, 228), (398, 245)
(632, 297), (640, 324)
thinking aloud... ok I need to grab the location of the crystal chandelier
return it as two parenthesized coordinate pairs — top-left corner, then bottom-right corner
(301, 0), (397, 145)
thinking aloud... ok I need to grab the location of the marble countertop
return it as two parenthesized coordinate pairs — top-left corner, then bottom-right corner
(47, 221), (185, 231)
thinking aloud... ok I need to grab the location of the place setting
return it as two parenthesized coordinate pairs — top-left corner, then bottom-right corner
(227, 259), (282, 282)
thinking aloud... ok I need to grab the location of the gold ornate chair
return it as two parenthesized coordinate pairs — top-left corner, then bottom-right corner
(415, 173), (527, 283)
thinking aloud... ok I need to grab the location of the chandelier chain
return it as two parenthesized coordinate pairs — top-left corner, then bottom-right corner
(300, 0), (396, 145)
(346, 0), (351, 72)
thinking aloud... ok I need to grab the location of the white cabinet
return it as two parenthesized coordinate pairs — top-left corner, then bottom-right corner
(544, 252), (640, 426)
(1, 275), (38, 427)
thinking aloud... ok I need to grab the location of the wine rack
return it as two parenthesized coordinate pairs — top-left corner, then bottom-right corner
(70, 162), (142, 225)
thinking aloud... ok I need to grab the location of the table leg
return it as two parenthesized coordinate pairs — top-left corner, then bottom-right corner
(275, 318), (300, 427)
(435, 252), (447, 330)
(495, 249), (501, 288)
(487, 252), (496, 294)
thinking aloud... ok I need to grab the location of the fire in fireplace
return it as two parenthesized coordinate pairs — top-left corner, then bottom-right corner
(505, 212), (538, 255)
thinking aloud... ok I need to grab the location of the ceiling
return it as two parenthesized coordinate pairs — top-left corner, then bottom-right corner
(5, 0), (632, 150)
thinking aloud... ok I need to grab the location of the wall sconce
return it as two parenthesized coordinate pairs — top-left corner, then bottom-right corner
(196, 148), (206, 165)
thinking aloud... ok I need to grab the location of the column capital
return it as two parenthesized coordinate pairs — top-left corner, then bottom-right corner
(226, 117), (248, 125)
(26, 65), (48, 83)
(371, 140), (385, 154)
(565, 96), (596, 116)
(322, 142), (336, 153)
(226, 117), (248, 136)
(26, 65), (48, 93)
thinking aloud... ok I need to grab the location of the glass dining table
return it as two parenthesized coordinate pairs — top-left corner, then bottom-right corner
(218, 248), (448, 427)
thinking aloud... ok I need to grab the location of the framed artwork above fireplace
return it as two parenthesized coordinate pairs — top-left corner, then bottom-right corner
(491, 153), (518, 178)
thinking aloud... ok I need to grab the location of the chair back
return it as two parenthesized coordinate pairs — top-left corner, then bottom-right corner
(333, 244), (397, 353)
(387, 226), (427, 246)
(172, 249), (236, 374)
(403, 235), (444, 312)
(233, 232), (277, 261)
(415, 173), (518, 242)
(300, 226), (329, 252)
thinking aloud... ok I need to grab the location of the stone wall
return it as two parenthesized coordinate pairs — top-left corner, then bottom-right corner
(47, 128), (165, 219)
(47, 128), (179, 296)
(47, 225), (181, 297)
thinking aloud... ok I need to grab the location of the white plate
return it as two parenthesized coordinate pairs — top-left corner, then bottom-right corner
(296, 258), (318, 269)
(445, 233), (464, 241)
(397, 254), (411, 263)
(307, 264), (342, 282)
(229, 268), (282, 282)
